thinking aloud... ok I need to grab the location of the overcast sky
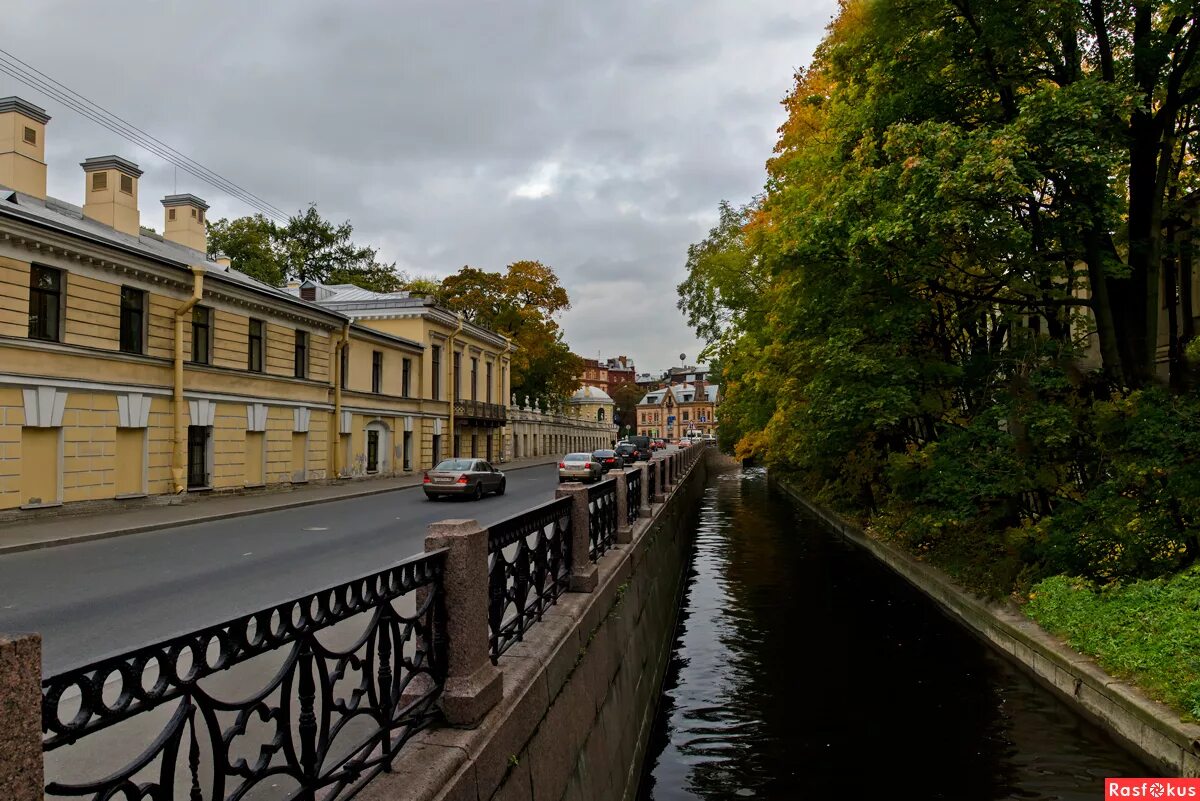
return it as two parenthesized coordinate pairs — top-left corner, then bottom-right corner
(7, 1), (836, 376)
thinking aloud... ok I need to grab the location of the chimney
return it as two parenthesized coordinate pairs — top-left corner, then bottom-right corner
(161, 193), (209, 252)
(212, 252), (232, 269)
(0, 97), (50, 199)
(81, 156), (142, 236)
(299, 280), (317, 301)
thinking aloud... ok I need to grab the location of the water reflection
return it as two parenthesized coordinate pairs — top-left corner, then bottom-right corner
(639, 468), (1148, 801)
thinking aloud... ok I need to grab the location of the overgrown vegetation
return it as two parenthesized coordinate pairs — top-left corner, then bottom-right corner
(1027, 570), (1200, 720)
(681, 0), (1200, 595)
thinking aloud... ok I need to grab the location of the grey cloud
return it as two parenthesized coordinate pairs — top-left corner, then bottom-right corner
(9, 0), (837, 372)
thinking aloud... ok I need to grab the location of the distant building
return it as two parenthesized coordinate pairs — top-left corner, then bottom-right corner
(665, 365), (710, 386)
(603, 356), (636, 390)
(636, 381), (719, 440)
(578, 357), (609, 393)
(567, 385), (615, 426)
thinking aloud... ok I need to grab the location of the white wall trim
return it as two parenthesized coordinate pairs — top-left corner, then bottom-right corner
(0, 373), (333, 410)
(293, 407), (311, 433)
(246, 403), (268, 432)
(21, 386), (68, 428)
(116, 392), (152, 428)
(187, 398), (216, 427)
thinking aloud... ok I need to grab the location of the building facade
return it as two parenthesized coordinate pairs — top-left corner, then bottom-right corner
(0, 96), (597, 515)
(636, 382), (719, 440)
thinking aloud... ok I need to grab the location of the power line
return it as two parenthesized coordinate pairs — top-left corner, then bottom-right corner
(0, 49), (290, 222)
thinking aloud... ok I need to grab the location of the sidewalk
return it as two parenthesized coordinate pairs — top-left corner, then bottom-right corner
(0, 455), (559, 556)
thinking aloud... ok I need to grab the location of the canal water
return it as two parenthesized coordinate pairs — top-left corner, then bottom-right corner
(638, 468), (1148, 801)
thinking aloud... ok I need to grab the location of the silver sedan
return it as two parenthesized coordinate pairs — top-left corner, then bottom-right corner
(423, 458), (506, 500)
(558, 452), (602, 483)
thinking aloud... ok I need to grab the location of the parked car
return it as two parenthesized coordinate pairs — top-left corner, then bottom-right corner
(615, 441), (651, 463)
(652, 438), (666, 450)
(676, 438), (692, 449)
(423, 458), (506, 501)
(592, 449), (624, 472)
(559, 452), (603, 483)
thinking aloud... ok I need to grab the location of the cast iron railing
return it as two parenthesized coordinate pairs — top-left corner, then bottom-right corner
(453, 399), (507, 425)
(648, 459), (657, 498)
(586, 479), (618, 560)
(42, 551), (448, 801)
(625, 468), (642, 526)
(486, 497), (572, 664)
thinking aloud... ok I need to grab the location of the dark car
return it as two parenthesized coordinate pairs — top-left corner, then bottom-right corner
(592, 449), (624, 472)
(615, 442), (650, 463)
(423, 458), (506, 501)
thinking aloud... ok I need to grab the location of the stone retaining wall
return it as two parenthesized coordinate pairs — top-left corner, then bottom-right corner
(360, 448), (719, 801)
(772, 478), (1200, 778)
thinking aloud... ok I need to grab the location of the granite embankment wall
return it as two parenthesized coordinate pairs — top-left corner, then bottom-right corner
(773, 477), (1200, 778)
(363, 448), (736, 801)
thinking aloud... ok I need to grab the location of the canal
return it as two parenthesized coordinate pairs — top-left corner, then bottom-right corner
(638, 467), (1148, 801)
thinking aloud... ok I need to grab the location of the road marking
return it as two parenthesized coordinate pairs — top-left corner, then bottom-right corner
(303, 527), (328, 531)
(242, 552), (253, 556)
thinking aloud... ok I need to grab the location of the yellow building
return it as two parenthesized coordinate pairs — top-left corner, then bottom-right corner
(288, 280), (513, 465)
(0, 95), (523, 515)
(636, 382), (719, 440)
(567, 385), (615, 428)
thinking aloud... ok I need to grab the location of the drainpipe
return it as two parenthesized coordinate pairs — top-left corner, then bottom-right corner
(332, 320), (352, 478)
(446, 312), (464, 457)
(171, 267), (206, 493)
(499, 335), (513, 461)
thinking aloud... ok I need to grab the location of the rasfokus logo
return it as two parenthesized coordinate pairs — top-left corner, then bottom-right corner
(1106, 779), (1200, 799)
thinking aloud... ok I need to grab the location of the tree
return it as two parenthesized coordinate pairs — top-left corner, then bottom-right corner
(430, 261), (582, 405)
(207, 205), (402, 292)
(611, 382), (645, 434)
(207, 214), (283, 286)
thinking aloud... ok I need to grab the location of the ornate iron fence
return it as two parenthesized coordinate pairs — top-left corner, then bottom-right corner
(486, 497), (572, 663)
(42, 551), (448, 801)
(586, 479), (618, 560)
(648, 459), (657, 499)
(625, 468), (642, 527)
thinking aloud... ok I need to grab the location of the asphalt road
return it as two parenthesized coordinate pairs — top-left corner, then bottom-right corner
(0, 462), (565, 674)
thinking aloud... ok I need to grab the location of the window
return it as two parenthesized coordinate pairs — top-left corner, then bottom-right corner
(191, 307), (211, 364)
(92, 172), (107, 191)
(120, 174), (133, 194)
(432, 433), (441, 465)
(372, 350), (383, 393)
(454, 352), (462, 401)
(168, 208), (177, 221)
(366, 430), (380, 473)
(294, 330), (308, 378)
(340, 344), (349, 389)
(248, 319), (264, 372)
(403, 430), (412, 471)
(191, 208), (197, 219)
(28, 265), (61, 341)
(471, 357), (478, 400)
(431, 345), (442, 399)
(198, 210), (204, 223)
(486, 362), (493, 403)
(119, 286), (145, 354)
(598, 408), (605, 422)
(402, 357), (412, 397)
(23, 126), (36, 145)
(683, 411), (690, 421)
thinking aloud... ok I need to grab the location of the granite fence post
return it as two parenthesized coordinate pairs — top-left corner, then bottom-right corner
(635, 461), (652, 517)
(555, 483), (598, 592)
(423, 519), (503, 726)
(615, 471), (632, 544)
(0, 634), (42, 801)
(653, 458), (666, 503)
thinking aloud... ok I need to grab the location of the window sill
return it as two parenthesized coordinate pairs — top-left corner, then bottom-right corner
(20, 501), (62, 510)
(243, 483), (265, 489)
(114, 492), (147, 500)
(291, 479), (309, 485)
(187, 486), (213, 493)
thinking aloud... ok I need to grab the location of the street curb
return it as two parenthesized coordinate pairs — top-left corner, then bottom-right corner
(0, 459), (560, 557)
